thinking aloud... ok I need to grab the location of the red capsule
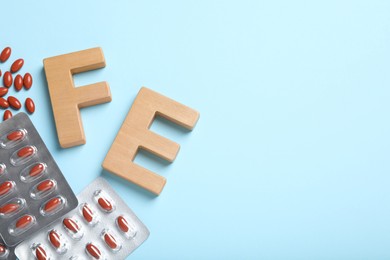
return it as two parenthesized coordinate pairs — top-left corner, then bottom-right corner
(43, 197), (62, 213)
(0, 47), (11, 63)
(17, 146), (34, 158)
(49, 230), (61, 248)
(0, 244), (6, 255)
(0, 98), (9, 109)
(7, 130), (24, 141)
(0, 70), (1, 77)
(3, 71), (12, 88)
(86, 243), (101, 259)
(23, 73), (32, 90)
(0, 87), (8, 97)
(29, 163), (45, 177)
(63, 218), (80, 233)
(10, 59), (24, 73)
(104, 232), (118, 249)
(82, 204), (94, 223)
(7, 96), (21, 110)
(25, 98), (35, 114)
(14, 74), (23, 91)
(0, 181), (13, 196)
(117, 216), (130, 233)
(37, 179), (55, 192)
(16, 214), (33, 229)
(0, 203), (19, 214)
(3, 110), (12, 121)
(98, 197), (113, 212)
(35, 245), (47, 260)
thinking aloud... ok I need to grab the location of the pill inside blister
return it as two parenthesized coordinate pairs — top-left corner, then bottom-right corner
(32, 244), (50, 260)
(94, 190), (115, 213)
(31, 179), (57, 199)
(102, 229), (122, 252)
(20, 162), (47, 182)
(80, 203), (98, 225)
(40, 196), (66, 216)
(0, 164), (5, 176)
(0, 198), (25, 218)
(86, 243), (103, 259)
(116, 216), (137, 239)
(63, 218), (84, 240)
(0, 243), (9, 259)
(48, 229), (67, 254)
(0, 128), (27, 149)
(0, 181), (14, 199)
(9, 214), (36, 236)
(10, 145), (37, 166)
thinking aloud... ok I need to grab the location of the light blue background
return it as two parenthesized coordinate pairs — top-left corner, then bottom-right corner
(2, 0), (390, 259)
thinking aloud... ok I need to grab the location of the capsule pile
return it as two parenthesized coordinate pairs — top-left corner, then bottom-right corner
(15, 177), (150, 260)
(0, 46), (35, 121)
(0, 113), (78, 247)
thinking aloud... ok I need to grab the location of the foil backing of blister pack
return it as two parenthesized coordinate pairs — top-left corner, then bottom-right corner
(15, 177), (150, 260)
(0, 113), (78, 246)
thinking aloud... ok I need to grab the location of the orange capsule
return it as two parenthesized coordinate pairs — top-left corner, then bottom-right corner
(25, 97), (35, 114)
(29, 163), (45, 177)
(104, 232), (118, 249)
(7, 129), (24, 141)
(43, 197), (62, 213)
(14, 74), (23, 91)
(16, 214), (33, 229)
(37, 179), (55, 192)
(49, 230), (61, 248)
(117, 216), (130, 233)
(63, 218), (80, 233)
(0, 87), (8, 97)
(98, 197), (113, 212)
(86, 243), (101, 259)
(23, 73), (32, 90)
(7, 96), (21, 110)
(0, 98), (9, 109)
(10, 59), (24, 73)
(82, 204), (94, 223)
(35, 245), (47, 260)
(3, 72), (12, 88)
(3, 110), (12, 121)
(0, 181), (13, 196)
(0, 203), (19, 214)
(0, 47), (11, 63)
(17, 146), (34, 158)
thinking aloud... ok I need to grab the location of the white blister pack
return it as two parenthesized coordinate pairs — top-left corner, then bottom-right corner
(16, 177), (150, 260)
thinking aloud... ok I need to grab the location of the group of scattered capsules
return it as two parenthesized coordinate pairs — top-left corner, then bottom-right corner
(33, 191), (136, 260)
(0, 46), (35, 121)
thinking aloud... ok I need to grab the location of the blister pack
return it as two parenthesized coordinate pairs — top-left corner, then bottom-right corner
(0, 237), (16, 260)
(0, 113), (78, 246)
(15, 177), (150, 260)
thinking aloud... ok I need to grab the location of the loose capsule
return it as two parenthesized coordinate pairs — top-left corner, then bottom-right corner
(103, 231), (119, 250)
(86, 243), (101, 259)
(25, 98), (35, 114)
(16, 214), (34, 229)
(3, 110), (12, 121)
(10, 59), (23, 73)
(0, 98), (8, 109)
(0, 88), (8, 97)
(35, 245), (47, 260)
(82, 204), (94, 223)
(7, 96), (21, 110)
(48, 230), (61, 249)
(23, 73), (32, 90)
(41, 196), (65, 215)
(3, 72), (12, 88)
(14, 74), (23, 91)
(0, 181), (13, 197)
(0, 47), (11, 63)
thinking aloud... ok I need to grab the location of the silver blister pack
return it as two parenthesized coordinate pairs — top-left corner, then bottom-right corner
(0, 113), (78, 246)
(15, 177), (150, 260)
(0, 237), (16, 260)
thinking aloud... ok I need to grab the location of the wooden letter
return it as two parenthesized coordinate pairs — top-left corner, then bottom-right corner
(43, 47), (112, 148)
(102, 87), (199, 195)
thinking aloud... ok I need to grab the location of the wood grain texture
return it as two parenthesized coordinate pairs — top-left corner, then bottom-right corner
(43, 47), (111, 148)
(102, 87), (199, 195)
